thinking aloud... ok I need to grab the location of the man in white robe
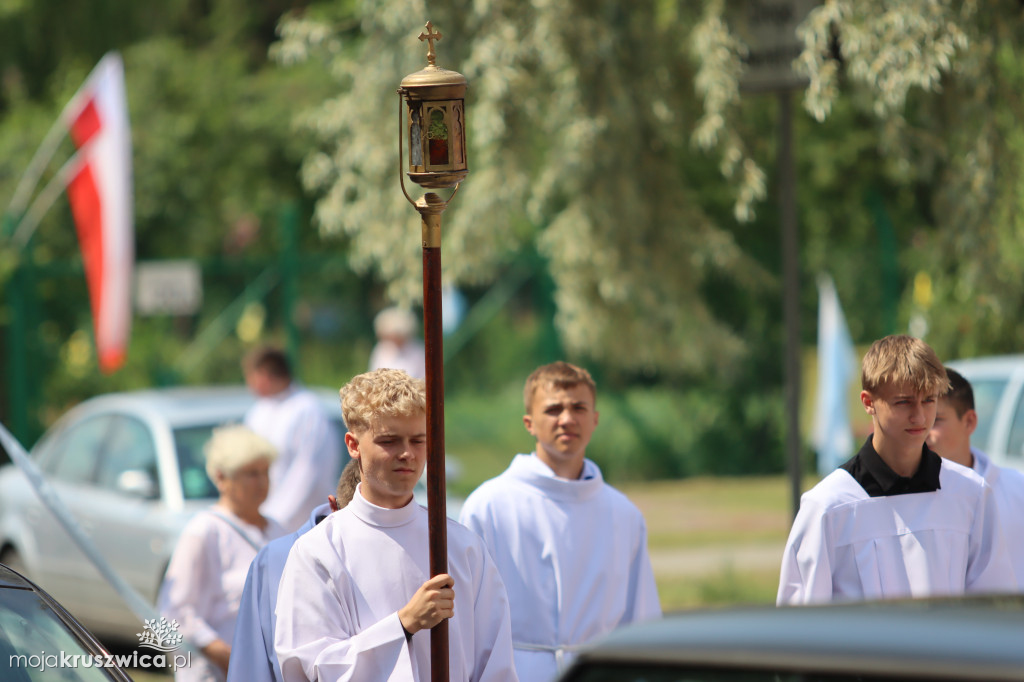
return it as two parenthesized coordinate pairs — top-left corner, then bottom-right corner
(227, 460), (359, 682)
(243, 346), (343, 532)
(927, 367), (1024, 589)
(460, 361), (661, 681)
(274, 369), (517, 682)
(778, 335), (1016, 605)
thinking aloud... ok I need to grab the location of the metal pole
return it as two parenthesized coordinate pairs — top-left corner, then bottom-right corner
(279, 201), (301, 371)
(779, 90), (802, 520)
(417, 192), (449, 682)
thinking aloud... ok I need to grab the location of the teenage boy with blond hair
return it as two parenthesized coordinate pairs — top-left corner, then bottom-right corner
(778, 335), (1015, 605)
(460, 361), (661, 682)
(274, 369), (517, 682)
(927, 367), (1024, 589)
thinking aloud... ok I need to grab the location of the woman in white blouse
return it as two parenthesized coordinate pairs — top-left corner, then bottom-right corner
(159, 424), (287, 682)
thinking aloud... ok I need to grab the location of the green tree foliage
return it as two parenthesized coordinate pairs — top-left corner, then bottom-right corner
(277, 0), (773, 377)
(692, 0), (1024, 361)
(0, 0), (341, 438)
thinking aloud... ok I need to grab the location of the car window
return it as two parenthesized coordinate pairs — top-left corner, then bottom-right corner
(172, 426), (219, 500)
(44, 416), (114, 485)
(95, 416), (160, 494)
(0, 585), (115, 681)
(970, 378), (1008, 453)
(1005, 390), (1024, 462)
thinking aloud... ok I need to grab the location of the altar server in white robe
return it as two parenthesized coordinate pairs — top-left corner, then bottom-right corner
(460, 361), (661, 682)
(227, 460), (360, 682)
(160, 425), (287, 682)
(778, 335), (1016, 605)
(274, 369), (518, 682)
(928, 367), (1024, 589)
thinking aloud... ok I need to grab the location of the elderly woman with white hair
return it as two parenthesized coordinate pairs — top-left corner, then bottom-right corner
(159, 424), (286, 682)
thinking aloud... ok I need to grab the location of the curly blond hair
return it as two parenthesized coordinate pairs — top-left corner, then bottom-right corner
(339, 368), (426, 434)
(861, 335), (949, 396)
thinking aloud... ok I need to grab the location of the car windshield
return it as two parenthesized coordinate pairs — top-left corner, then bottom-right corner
(173, 425), (221, 500)
(970, 378), (1008, 452)
(0, 586), (116, 681)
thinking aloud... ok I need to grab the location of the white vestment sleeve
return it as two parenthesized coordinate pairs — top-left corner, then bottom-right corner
(467, 540), (520, 682)
(274, 545), (412, 682)
(624, 519), (662, 622)
(965, 482), (1017, 593)
(777, 497), (833, 605)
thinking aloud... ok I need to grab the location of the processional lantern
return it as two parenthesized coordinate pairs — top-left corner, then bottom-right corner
(397, 21), (468, 682)
(398, 21), (468, 193)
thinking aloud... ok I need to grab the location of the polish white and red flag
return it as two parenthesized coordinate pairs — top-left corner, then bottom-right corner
(62, 52), (134, 373)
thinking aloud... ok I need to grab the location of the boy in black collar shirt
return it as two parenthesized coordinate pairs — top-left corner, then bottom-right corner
(778, 335), (1015, 604)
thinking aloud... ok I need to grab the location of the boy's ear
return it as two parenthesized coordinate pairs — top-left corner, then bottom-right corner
(861, 390), (875, 415)
(964, 409), (978, 436)
(344, 431), (361, 460)
(523, 414), (535, 436)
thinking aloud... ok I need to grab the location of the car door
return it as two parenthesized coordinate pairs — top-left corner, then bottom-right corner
(73, 414), (171, 636)
(28, 414), (114, 612)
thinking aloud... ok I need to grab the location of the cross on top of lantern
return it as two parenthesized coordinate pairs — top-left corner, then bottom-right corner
(398, 21), (468, 190)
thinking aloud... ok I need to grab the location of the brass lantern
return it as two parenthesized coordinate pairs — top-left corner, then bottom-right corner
(398, 22), (468, 191)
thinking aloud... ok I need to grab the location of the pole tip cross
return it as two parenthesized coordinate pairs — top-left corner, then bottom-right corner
(418, 21), (442, 67)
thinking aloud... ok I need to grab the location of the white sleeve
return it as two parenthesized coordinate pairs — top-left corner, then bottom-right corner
(468, 539), (519, 682)
(777, 497), (834, 605)
(965, 481), (1017, 593)
(623, 516), (662, 623)
(274, 540), (412, 682)
(159, 522), (222, 648)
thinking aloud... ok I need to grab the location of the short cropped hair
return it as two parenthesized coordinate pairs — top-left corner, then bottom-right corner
(242, 346), (292, 380)
(861, 335), (949, 395)
(941, 367), (975, 418)
(523, 361), (597, 412)
(336, 459), (361, 508)
(204, 424), (277, 480)
(339, 368), (426, 434)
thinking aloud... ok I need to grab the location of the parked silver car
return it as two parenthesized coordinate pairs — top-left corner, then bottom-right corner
(947, 354), (1024, 473)
(0, 385), (347, 644)
(557, 596), (1024, 681)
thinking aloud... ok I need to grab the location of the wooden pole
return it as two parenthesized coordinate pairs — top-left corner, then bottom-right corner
(418, 192), (449, 682)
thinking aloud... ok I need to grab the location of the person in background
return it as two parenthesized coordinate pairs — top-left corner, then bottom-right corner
(242, 345), (342, 532)
(459, 361), (661, 681)
(368, 307), (426, 379)
(778, 335), (1015, 604)
(160, 425), (286, 682)
(227, 460), (362, 682)
(928, 367), (1024, 589)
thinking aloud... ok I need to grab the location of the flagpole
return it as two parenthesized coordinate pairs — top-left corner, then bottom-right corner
(10, 150), (88, 249)
(5, 111), (77, 224)
(3, 55), (112, 225)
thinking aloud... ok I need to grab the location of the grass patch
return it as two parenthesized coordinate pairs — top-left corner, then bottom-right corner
(658, 566), (780, 611)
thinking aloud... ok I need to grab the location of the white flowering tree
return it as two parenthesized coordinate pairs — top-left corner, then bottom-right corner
(691, 0), (1024, 357)
(274, 1), (769, 375)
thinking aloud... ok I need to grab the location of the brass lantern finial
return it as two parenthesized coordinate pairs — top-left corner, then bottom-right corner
(418, 22), (443, 67)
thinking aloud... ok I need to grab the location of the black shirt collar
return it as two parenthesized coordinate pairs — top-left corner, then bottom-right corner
(840, 435), (942, 497)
